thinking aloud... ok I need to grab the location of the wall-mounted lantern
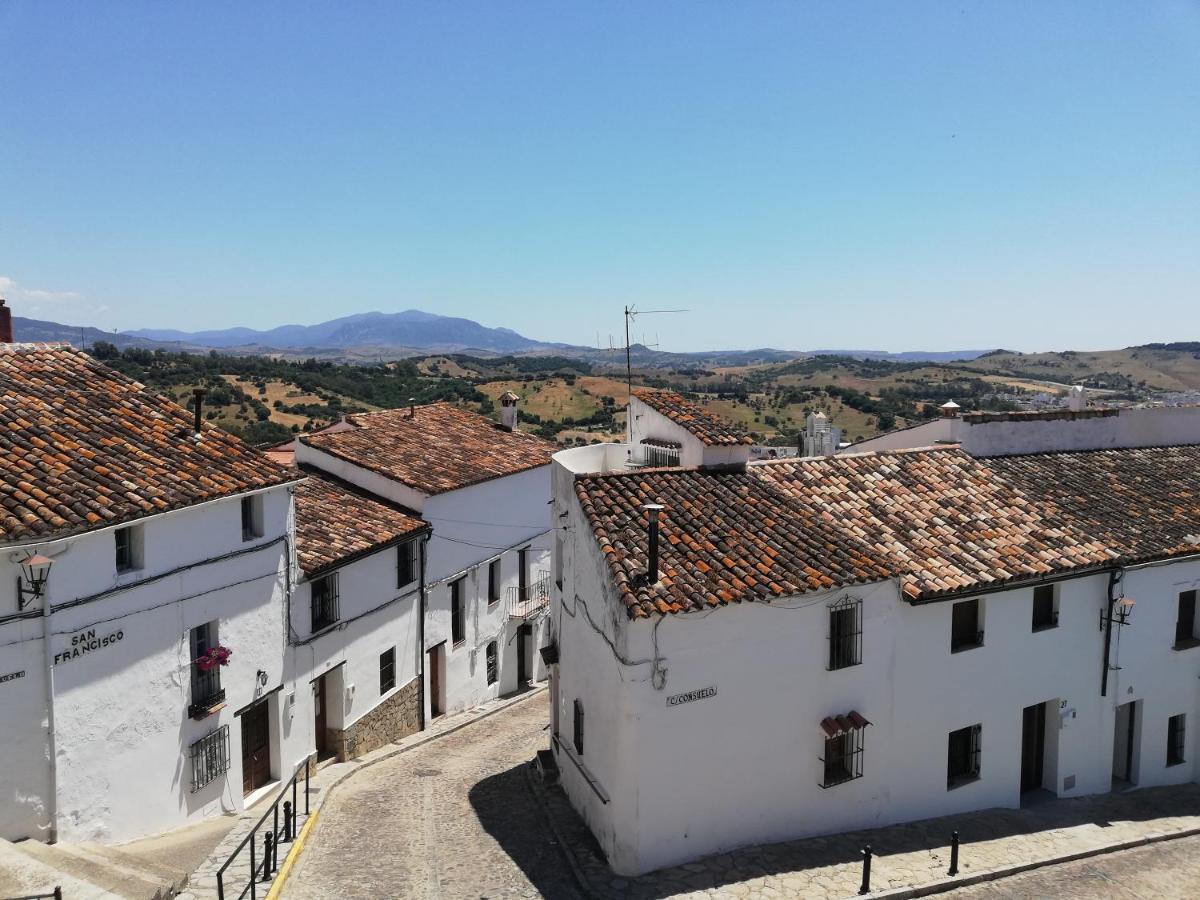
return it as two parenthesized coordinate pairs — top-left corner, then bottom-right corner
(1101, 596), (1135, 631)
(17, 553), (54, 610)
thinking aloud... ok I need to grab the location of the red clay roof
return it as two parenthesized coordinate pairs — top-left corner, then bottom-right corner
(0, 344), (295, 543)
(292, 467), (428, 576)
(633, 389), (753, 446)
(300, 402), (555, 496)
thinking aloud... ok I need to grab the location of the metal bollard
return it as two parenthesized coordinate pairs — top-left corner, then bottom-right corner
(949, 830), (959, 876)
(284, 800), (293, 842)
(54, 888), (63, 900)
(263, 832), (274, 881)
(859, 844), (872, 895)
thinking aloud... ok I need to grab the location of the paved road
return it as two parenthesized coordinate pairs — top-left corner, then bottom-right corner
(282, 691), (582, 900)
(947, 833), (1200, 899)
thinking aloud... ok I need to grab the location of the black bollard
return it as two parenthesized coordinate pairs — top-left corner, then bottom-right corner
(859, 844), (872, 895)
(949, 830), (959, 876)
(283, 801), (293, 842)
(263, 832), (274, 881)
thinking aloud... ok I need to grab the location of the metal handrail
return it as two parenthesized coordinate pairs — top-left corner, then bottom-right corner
(216, 759), (310, 900)
(3, 889), (61, 900)
(508, 572), (551, 618)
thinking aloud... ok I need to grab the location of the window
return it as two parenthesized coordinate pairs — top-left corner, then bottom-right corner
(1168, 714), (1186, 766)
(379, 647), (396, 695)
(573, 699), (584, 755)
(951, 599), (983, 652)
(486, 642), (498, 685)
(488, 559), (501, 604)
(241, 495), (263, 541)
(518, 547), (529, 602)
(115, 525), (142, 572)
(190, 725), (230, 792)
(188, 621), (224, 717)
(1032, 585), (1057, 631)
(554, 526), (564, 591)
(947, 724), (982, 788)
(396, 541), (417, 589)
(451, 577), (466, 645)
(311, 573), (340, 632)
(821, 730), (864, 787)
(828, 598), (862, 670)
(1174, 590), (1197, 648)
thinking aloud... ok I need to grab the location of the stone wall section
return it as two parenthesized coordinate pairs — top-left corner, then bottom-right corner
(329, 676), (422, 761)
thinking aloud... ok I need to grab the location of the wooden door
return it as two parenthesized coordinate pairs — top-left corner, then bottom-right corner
(241, 701), (272, 796)
(314, 675), (330, 759)
(428, 644), (443, 718)
(1020, 702), (1045, 792)
(517, 624), (532, 685)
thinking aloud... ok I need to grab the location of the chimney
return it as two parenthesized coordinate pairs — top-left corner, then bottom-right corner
(499, 391), (520, 432)
(644, 503), (664, 584)
(0, 297), (12, 343)
(1067, 385), (1088, 412)
(192, 388), (206, 434)
(408, 397), (416, 419)
(940, 400), (961, 419)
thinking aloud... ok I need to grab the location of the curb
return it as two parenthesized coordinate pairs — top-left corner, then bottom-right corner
(524, 766), (600, 899)
(264, 811), (319, 900)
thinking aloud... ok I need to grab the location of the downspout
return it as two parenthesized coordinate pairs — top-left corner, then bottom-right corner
(41, 578), (58, 843)
(417, 531), (430, 732)
(1101, 567), (1124, 697)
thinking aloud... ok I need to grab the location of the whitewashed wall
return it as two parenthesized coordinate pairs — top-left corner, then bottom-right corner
(628, 396), (749, 468)
(958, 407), (1200, 457)
(839, 418), (954, 454)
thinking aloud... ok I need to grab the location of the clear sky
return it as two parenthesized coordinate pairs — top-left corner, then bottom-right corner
(1, 2), (1197, 352)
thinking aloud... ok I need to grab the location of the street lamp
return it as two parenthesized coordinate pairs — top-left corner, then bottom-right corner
(17, 553), (53, 611)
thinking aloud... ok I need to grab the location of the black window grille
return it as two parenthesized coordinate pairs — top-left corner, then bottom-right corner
(451, 577), (466, 644)
(645, 444), (680, 468)
(488, 559), (501, 604)
(379, 647), (396, 694)
(190, 725), (230, 792)
(486, 642), (498, 685)
(828, 597), (862, 670)
(188, 621), (224, 717)
(241, 495), (262, 541)
(1168, 714), (1186, 766)
(951, 599), (983, 652)
(573, 699), (585, 755)
(115, 526), (135, 572)
(518, 548), (529, 602)
(947, 724), (982, 788)
(1175, 591), (1197, 646)
(397, 541), (416, 589)
(821, 730), (864, 787)
(1032, 585), (1057, 631)
(311, 573), (340, 632)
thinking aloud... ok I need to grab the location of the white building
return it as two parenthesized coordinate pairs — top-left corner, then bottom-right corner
(802, 410), (842, 457)
(295, 400), (556, 721)
(627, 388), (752, 468)
(550, 397), (1200, 876)
(0, 343), (304, 844)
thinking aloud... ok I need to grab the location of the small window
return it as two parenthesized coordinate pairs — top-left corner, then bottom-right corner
(115, 525), (142, 573)
(518, 547), (530, 602)
(1168, 714), (1186, 766)
(947, 724), (982, 788)
(451, 577), (466, 645)
(573, 699), (584, 755)
(311, 573), (340, 632)
(486, 642), (498, 685)
(1174, 590), (1197, 648)
(554, 526), (564, 591)
(379, 647), (396, 695)
(828, 598), (862, 670)
(396, 541), (417, 589)
(190, 725), (231, 792)
(951, 599), (983, 652)
(821, 730), (864, 788)
(488, 559), (501, 604)
(241, 495), (263, 541)
(1032, 585), (1057, 631)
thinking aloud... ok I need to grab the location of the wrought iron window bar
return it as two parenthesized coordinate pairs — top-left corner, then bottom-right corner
(190, 725), (231, 792)
(310, 574), (340, 632)
(827, 597), (863, 670)
(189, 665), (226, 719)
(820, 729), (865, 788)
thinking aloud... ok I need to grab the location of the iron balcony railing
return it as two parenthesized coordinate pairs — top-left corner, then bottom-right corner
(629, 443), (681, 468)
(508, 571), (551, 618)
(217, 760), (311, 900)
(189, 665), (225, 719)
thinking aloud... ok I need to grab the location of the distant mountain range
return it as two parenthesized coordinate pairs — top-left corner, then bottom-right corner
(10, 307), (992, 366)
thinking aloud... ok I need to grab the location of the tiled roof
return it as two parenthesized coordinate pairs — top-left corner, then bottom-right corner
(574, 467), (891, 619)
(0, 344), (295, 543)
(633, 389), (753, 446)
(300, 402), (555, 496)
(292, 467), (428, 576)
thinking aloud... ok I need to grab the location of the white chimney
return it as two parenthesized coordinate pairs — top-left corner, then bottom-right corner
(1067, 385), (1088, 412)
(940, 400), (961, 419)
(499, 391), (520, 432)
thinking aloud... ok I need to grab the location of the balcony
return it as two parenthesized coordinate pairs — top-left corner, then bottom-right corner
(189, 666), (226, 720)
(509, 571), (551, 618)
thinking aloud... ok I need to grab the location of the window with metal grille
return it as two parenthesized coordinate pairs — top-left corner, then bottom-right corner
(190, 725), (230, 792)
(951, 599), (983, 652)
(1032, 585), (1057, 631)
(241, 495), (263, 541)
(828, 598), (862, 670)
(488, 559), (501, 604)
(1175, 590), (1197, 647)
(486, 642), (498, 685)
(947, 724), (982, 788)
(379, 647), (396, 694)
(311, 573), (340, 632)
(451, 577), (466, 644)
(1168, 714), (1186, 766)
(821, 729), (864, 787)
(573, 699), (584, 755)
(397, 541), (417, 589)
(115, 525), (142, 572)
(188, 621), (224, 717)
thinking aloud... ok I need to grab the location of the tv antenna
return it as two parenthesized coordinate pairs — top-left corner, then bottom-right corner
(623, 305), (687, 403)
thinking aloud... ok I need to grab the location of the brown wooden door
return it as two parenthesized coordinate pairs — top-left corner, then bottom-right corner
(241, 701), (272, 796)
(517, 624), (532, 685)
(428, 644), (443, 718)
(314, 675), (330, 759)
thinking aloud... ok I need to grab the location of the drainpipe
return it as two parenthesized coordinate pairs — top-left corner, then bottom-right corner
(1101, 567), (1124, 697)
(41, 570), (59, 843)
(417, 531), (430, 732)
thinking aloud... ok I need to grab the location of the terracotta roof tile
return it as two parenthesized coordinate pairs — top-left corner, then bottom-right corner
(633, 389), (753, 446)
(292, 467), (428, 576)
(0, 344), (294, 543)
(301, 403), (554, 496)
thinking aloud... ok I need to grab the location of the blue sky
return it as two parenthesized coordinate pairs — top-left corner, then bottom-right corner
(1, 2), (1197, 352)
